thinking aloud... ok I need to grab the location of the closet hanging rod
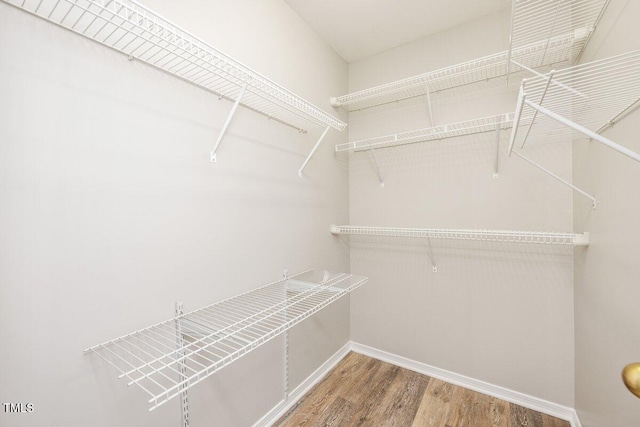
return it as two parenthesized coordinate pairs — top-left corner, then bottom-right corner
(330, 225), (589, 247)
(335, 113), (514, 153)
(2, 0), (346, 136)
(84, 269), (367, 411)
(330, 33), (582, 111)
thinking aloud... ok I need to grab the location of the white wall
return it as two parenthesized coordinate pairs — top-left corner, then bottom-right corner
(346, 11), (576, 406)
(573, 0), (640, 425)
(0, 1), (349, 426)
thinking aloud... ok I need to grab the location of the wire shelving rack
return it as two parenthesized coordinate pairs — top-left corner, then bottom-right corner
(84, 269), (367, 411)
(506, 0), (610, 81)
(331, 225), (589, 246)
(508, 51), (640, 193)
(3, 0), (346, 172)
(330, 35), (582, 111)
(336, 113), (515, 153)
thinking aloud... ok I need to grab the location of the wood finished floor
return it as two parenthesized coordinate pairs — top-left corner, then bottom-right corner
(275, 352), (570, 427)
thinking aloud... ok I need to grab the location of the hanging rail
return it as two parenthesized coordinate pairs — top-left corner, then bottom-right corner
(508, 51), (640, 163)
(84, 269), (367, 411)
(331, 225), (589, 246)
(2, 0), (346, 169)
(330, 34), (583, 111)
(506, 0), (611, 82)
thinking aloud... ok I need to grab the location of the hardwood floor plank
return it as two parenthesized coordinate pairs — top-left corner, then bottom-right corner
(367, 368), (430, 426)
(412, 378), (457, 427)
(510, 404), (544, 427)
(277, 353), (571, 427)
(317, 397), (357, 427)
(488, 396), (510, 427)
(349, 362), (400, 426)
(446, 381), (478, 426)
(276, 352), (370, 426)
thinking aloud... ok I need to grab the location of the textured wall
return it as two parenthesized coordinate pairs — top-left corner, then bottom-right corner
(573, 0), (640, 425)
(346, 11), (576, 406)
(0, 1), (349, 426)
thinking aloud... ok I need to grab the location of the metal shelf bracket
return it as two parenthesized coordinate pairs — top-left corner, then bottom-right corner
(494, 117), (502, 179)
(425, 83), (435, 126)
(369, 148), (385, 188)
(299, 126), (331, 177)
(211, 83), (248, 163)
(512, 151), (598, 210)
(426, 238), (437, 273)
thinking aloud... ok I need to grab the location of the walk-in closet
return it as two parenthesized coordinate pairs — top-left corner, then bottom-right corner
(1, 0), (639, 426)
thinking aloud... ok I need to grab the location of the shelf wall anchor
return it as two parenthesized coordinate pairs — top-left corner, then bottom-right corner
(211, 82), (249, 163)
(299, 125), (331, 177)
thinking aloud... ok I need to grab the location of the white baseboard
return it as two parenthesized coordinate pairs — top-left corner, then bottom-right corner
(252, 341), (351, 427)
(256, 341), (582, 427)
(351, 342), (582, 427)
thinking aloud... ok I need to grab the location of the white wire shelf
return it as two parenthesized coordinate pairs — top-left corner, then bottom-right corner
(84, 269), (367, 411)
(331, 225), (589, 246)
(330, 34), (583, 111)
(3, 0), (346, 134)
(336, 113), (515, 153)
(509, 50), (640, 161)
(506, 0), (610, 80)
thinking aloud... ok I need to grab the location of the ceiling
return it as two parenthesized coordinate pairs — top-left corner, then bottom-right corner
(284, 0), (510, 63)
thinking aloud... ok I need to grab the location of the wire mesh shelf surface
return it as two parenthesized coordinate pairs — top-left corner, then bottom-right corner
(84, 269), (367, 411)
(331, 225), (589, 246)
(3, 0), (346, 133)
(336, 113), (515, 153)
(509, 50), (640, 156)
(330, 34), (582, 111)
(508, 0), (610, 73)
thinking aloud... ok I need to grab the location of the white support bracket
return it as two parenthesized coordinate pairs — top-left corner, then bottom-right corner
(493, 117), (501, 179)
(299, 125), (331, 177)
(426, 237), (437, 273)
(508, 87), (527, 156)
(521, 70), (555, 149)
(211, 82), (248, 163)
(513, 151), (598, 210)
(175, 302), (190, 427)
(425, 83), (435, 126)
(538, 0), (563, 68)
(369, 148), (385, 188)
